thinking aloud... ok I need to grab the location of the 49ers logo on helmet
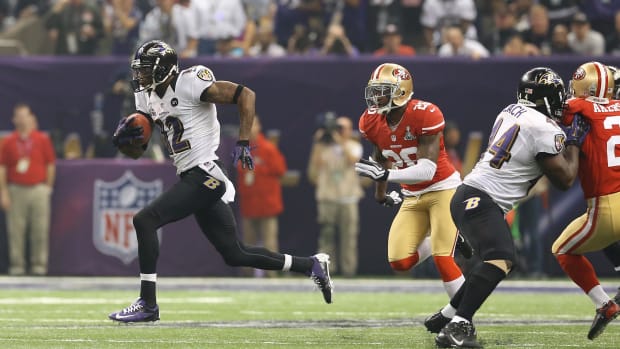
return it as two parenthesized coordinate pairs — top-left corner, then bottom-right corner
(393, 68), (411, 81)
(573, 68), (586, 80)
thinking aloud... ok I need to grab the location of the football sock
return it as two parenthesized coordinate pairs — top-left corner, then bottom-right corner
(434, 255), (465, 298)
(588, 285), (611, 308)
(455, 262), (506, 322)
(291, 256), (313, 274)
(441, 303), (457, 318)
(556, 254), (600, 295)
(140, 273), (157, 307)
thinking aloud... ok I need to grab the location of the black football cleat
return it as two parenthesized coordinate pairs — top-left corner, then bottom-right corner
(424, 309), (451, 333)
(435, 321), (482, 348)
(587, 300), (620, 340)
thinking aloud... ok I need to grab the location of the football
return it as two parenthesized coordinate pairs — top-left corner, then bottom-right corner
(126, 113), (152, 145)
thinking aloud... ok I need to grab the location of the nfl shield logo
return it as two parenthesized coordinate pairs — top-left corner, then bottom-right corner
(93, 171), (163, 264)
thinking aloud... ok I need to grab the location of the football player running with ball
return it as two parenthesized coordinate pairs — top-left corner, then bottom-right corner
(552, 61), (620, 340)
(355, 63), (472, 321)
(108, 40), (333, 323)
(425, 67), (587, 348)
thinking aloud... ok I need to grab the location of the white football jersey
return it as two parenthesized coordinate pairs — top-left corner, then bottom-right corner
(464, 103), (566, 212)
(135, 65), (219, 174)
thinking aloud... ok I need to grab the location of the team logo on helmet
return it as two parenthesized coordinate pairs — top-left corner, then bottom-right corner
(539, 72), (562, 86)
(93, 171), (163, 264)
(573, 68), (586, 80)
(392, 68), (411, 81)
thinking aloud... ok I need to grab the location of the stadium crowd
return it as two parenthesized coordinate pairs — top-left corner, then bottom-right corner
(0, 0), (619, 58)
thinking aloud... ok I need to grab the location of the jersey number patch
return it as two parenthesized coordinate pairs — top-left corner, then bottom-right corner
(604, 116), (620, 167)
(487, 118), (520, 169)
(155, 117), (191, 155)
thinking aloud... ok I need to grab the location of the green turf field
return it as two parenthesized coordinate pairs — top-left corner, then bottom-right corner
(0, 277), (618, 348)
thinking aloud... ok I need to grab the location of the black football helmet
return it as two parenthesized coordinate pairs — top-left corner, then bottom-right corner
(608, 65), (620, 100)
(517, 67), (565, 120)
(131, 40), (178, 92)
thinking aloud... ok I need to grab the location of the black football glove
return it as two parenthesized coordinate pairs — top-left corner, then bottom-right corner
(561, 113), (590, 147)
(355, 158), (389, 181)
(231, 140), (254, 170)
(379, 191), (402, 207)
(112, 117), (144, 147)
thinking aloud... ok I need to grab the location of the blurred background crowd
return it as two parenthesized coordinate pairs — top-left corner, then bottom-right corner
(0, 0), (619, 58)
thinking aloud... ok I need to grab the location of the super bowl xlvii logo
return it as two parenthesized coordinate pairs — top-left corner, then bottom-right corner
(93, 171), (163, 264)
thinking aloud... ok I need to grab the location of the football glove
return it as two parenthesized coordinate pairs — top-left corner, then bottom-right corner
(380, 191), (402, 207)
(231, 140), (254, 170)
(112, 117), (143, 147)
(561, 113), (590, 147)
(355, 158), (389, 181)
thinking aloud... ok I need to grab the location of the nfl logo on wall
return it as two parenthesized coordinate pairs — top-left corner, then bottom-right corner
(93, 171), (163, 264)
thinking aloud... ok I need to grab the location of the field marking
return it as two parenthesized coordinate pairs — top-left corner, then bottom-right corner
(0, 296), (232, 305)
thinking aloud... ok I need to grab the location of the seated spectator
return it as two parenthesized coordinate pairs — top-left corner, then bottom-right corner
(519, 4), (552, 55)
(550, 24), (574, 54)
(502, 33), (540, 56)
(139, 0), (198, 58)
(248, 22), (286, 57)
(539, 0), (579, 29)
(195, 0), (246, 55)
(437, 25), (489, 59)
(46, 0), (104, 55)
(420, 0), (477, 54)
(320, 23), (358, 57)
(606, 10), (620, 55)
(102, 0), (142, 56)
(482, 5), (519, 55)
(567, 11), (605, 56)
(373, 23), (415, 56)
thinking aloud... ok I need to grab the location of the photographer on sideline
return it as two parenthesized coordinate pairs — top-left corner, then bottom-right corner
(307, 113), (363, 277)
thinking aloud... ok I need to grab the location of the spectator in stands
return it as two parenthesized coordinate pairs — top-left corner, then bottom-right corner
(46, 0), (104, 55)
(605, 10), (620, 55)
(248, 21), (286, 58)
(0, 103), (56, 276)
(236, 115), (287, 278)
(214, 36), (244, 58)
(287, 17), (324, 56)
(373, 23), (415, 56)
(510, 0), (534, 32)
(567, 11), (605, 56)
(0, 0), (11, 32)
(307, 114), (363, 277)
(139, 0), (198, 58)
(320, 22), (359, 57)
(195, 0), (246, 55)
(550, 23), (574, 54)
(102, 0), (142, 56)
(420, 0), (477, 54)
(502, 32), (540, 56)
(520, 4), (552, 55)
(365, 0), (402, 52)
(239, 0), (274, 56)
(437, 25), (489, 59)
(539, 0), (580, 29)
(482, 5), (519, 55)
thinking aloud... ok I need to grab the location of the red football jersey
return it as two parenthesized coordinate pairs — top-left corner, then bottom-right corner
(564, 98), (620, 198)
(358, 99), (457, 192)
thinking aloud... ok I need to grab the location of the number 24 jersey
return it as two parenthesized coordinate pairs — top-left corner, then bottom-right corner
(464, 103), (565, 213)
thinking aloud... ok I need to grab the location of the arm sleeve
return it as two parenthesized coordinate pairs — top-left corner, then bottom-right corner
(534, 125), (565, 157)
(387, 158), (437, 184)
(177, 65), (216, 102)
(419, 104), (445, 135)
